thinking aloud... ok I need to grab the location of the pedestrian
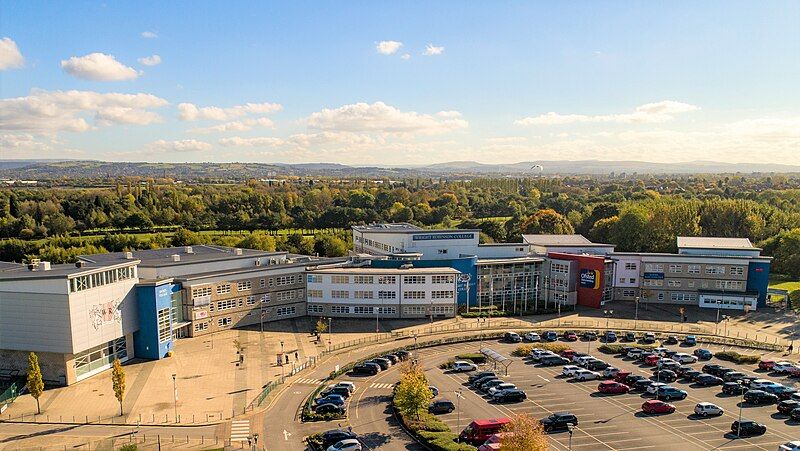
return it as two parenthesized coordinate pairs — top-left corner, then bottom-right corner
(788, 344), (794, 354)
(285, 354), (289, 364)
(295, 351), (298, 361)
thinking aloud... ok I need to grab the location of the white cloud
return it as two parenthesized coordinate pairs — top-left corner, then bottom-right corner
(423, 44), (444, 56)
(148, 139), (211, 152)
(61, 53), (141, 81)
(401, 53), (411, 60)
(219, 131), (378, 149)
(305, 101), (468, 135)
(515, 100), (700, 126)
(0, 37), (24, 70)
(376, 40), (403, 55)
(141, 31), (158, 39)
(219, 136), (284, 147)
(0, 89), (168, 134)
(178, 102), (282, 121)
(188, 117), (274, 134)
(137, 55), (161, 66)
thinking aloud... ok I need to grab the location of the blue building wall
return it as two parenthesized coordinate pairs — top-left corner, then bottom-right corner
(746, 261), (772, 308)
(369, 256), (478, 307)
(134, 282), (179, 359)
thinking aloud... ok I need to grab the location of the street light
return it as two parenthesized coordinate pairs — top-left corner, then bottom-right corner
(737, 380), (744, 437)
(603, 310), (614, 336)
(327, 317), (332, 352)
(280, 340), (285, 378)
(456, 389), (464, 434)
(716, 299), (722, 335)
(634, 296), (640, 329)
(567, 424), (574, 450)
(172, 373), (177, 423)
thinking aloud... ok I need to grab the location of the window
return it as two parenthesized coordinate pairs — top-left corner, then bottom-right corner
(193, 286), (212, 298)
(216, 299), (237, 311)
(629, 278), (636, 284)
(354, 290), (374, 299)
(687, 281), (695, 288)
(551, 263), (569, 274)
(246, 296), (257, 305)
(431, 275), (455, 284)
(194, 322), (208, 332)
(669, 264), (682, 273)
(403, 275), (426, 284)
(331, 275), (350, 284)
(430, 305), (454, 315)
(377, 306), (396, 315)
(716, 280), (744, 290)
(730, 266), (745, 276)
(307, 304), (324, 314)
(216, 284), (231, 295)
(619, 277), (626, 284)
(657, 293), (664, 301)
(68, 266), (137, 293)
(276, 306), (296, 316)
(307, 274), (322, 283)
(353, 306), (375, 314)
(431, 290), (454, 299)
(644, 264), (663, 272)
(706, 266), (725, 275)
(331, 305), (350, 314)
(353, 275), (374, 284)
(622, 289), (635, 297)
(671, 293), (697, 302)
(378, 276), (396, 284)
(260, 293), (270, 303)
(331, 290), (349, 299)
(624, 262), (637, 271)
(275, 290), (297, 302)
(404, 306), (425, 315)
(687, 265), (700, 274)
(378, 291), (397, 299)
(643, 279), (663, 287)
(668, 280), (682, 287)
(275, 275), (297, 286)
(259, 278), (266, 288)
(157, 308), (171, 343)
(308, 289), (323, 298)
(404, 291), (426, 299)
(218, 317), (232, 327)
(237, 280), (251, 291)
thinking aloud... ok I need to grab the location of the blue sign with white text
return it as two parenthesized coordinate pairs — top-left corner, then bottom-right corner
(643, 272), (665, 280)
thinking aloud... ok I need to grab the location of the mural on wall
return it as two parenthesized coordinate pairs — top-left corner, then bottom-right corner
(89, 300), (122, 330)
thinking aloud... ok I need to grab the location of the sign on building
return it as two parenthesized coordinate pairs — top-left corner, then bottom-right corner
(579, 269), (600, 289)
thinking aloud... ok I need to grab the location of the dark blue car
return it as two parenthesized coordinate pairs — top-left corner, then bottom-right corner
(693, 348), (713, 360)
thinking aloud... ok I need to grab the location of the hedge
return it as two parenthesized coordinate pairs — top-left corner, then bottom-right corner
(418, 431), (477, 451)
(455, 353), (486, 364)
(598, 344), (657, 354)
(512, 343), (570, 357)
(715, 350), (761, 364)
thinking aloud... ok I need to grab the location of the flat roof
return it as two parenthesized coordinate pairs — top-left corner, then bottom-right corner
(677, 236), (759, 250)
(611, 252), (771, 261)
(80, 245), (284, 267)
(309, 266), (460, 274)
(175, 256), (346, 283)
(522, 234), (612, 247)
(477, 257), (545, 265)
(352, 223), (480, 234)
(0, 260), (139, 280)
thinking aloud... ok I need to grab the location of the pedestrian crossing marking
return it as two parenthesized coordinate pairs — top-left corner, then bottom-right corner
(369, 382), (394, 389)
(296, 377), (324, 385)
(230, 420), (250, 442)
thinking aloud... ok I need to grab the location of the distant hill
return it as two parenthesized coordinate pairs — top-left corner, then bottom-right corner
(1, 159), (798, 181)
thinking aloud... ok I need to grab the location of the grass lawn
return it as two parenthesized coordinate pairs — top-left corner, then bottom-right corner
(770, 280), (800, 292)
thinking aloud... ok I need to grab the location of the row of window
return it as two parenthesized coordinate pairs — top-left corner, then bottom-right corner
(642, 263), (745, 276)
(550, 263), (569, 274)
(69, 266), (136, 293)
(191, 274), (302, 299)
(207, 290), (302, 312)
(310, 290), (455, 300)
(355, 236), (398, 253)
(317, 274), (456, 285)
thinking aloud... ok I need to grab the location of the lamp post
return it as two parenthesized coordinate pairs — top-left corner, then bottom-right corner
(634, 296), (640, 329)
(603, 310), (614, 337)
(280, 340), (285, 378)
(327, 317), (332, 352)
(429, 299), (434, 333)
(716, 299), (722, 335)
(456, 389), (464, 434)
(171, 374), (177, 423)
(413, 334), (418, 352)
(375, 306), (380, 339)
(737, 380), (744, 437)
(567, 424), (574, 450)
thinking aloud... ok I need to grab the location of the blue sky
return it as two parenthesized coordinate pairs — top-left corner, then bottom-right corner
(1, 1), (799, 165)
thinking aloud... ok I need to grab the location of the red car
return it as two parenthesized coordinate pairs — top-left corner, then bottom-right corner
(560, 349), (576, 359)
(642, 400), (675, 414)
(614, 371), (632, 383)
(564, 332), (578, 342)
(758, 359), (776, 371)
(644, 355), (661, 366)
(598, 381), (630, 394)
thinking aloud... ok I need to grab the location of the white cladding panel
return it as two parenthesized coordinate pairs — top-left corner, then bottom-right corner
(67, 277), (139, 354)
(0, 290), (73, 353)
(613, 255), (642, 288)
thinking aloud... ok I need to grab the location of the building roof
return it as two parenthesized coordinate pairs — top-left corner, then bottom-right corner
(677, 236), (758, 250)
(477, 256), (545, 265)
(0, 260), (139, 280)
(309, 266), (460, 275)
(352, 223), (422, 232)
(79, 245), (284, 268)
(522, 234), (612, 247)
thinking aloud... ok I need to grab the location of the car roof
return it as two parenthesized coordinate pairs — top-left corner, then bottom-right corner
(473, 418), (510, 426)
(338, 438), (360, 444)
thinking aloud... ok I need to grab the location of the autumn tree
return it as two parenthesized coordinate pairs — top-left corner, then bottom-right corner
(393, 361), (432, 419)
(111, 359), (126, 416)
(315, 318), (328, 335)
(499, 413), (549, 451)
(26, 352), (44, 414)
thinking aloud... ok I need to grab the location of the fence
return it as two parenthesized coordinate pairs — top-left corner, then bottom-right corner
(16, 432), (256, 450)
(0, 378), (22, 414)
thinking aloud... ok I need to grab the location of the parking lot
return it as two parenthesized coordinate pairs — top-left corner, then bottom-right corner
(338, 334), (800, 450)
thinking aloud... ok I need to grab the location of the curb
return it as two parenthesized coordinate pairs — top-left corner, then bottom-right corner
(0, 419), (221, 428)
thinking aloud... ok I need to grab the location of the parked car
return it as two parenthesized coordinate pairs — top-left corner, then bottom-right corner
(653, 369), (678, 383)
(573, 369), (601, 381)
(429, 386), (439, 397)
(369, 358), (391, 370)
(644, 355), (661, 366)
(656, 386), (687, 401)
(315, 395), (346, 407)
(765, 385), (798, 400)
(598, 381), (630, 394)
(571, 352), (589, 363)
(723, 371), (747, 383)
(603, 367), (621, 378)
(694, 402), (724, 417)
(604, 331), (618, 342)
(758, 359), (776, 371)
(395, 350), (411, 361)
(563, 331), (578, 341)
(693, 348), (713, 360)
(722, 382), (747, 396)
(316, 403), (345, 415)
(479, 379), (504, 393)
(777, 399), (800, 415)
(744, 389), (779, 405)
(321, 386), (352, 399)
(778, 441), (800, 451)
(639, 352), (657, 363)
(469, 371), (496, 383)
(429, 400), (456, 414)
(562, 365), (581, 377)
(683, 335), (697, 346)
(329, 382), (356, 393)
(523, 332), (541, 342)
(530, 349), (557, 361)
(453, 361), (479, 372)
(657, 359), (681, 371)
(488, 383), (517, 396)
(696, 374), (724, 386)
(631, 378), (655, 391)
(543, 331), (559, 342)
(751, 379), (781, 390)
(652, 347), (669, 356)
(682, 370), (703, 382)
(587, 360), (611, 371)
(642, 399), (675, 414)
(460, 418), (511, 445)
(774, 361), (798, 374)
(624, 332), (637, 342)
(643, 332), (656, 344)
(626, 348), (644, 359)
(472, 375), (498, 388)
(539, 412), (578, 432)
(626, 374), (648, 386)
(540, 355), (570, 366)
(583, 331), (598, 341)
(351, 364), (379, 376)
(702, 364), (724, 376)
(503, 332), (522, 343)
(665, 335), (679, 345)
(614, 370), (632, 383)
(326, 438), (362, 451)
(730, 420), (766, 437)
(675, 365), (693, 377)
(321, 430), (358, 448)
(645, 382), (668, 394)
(560, 349), (576, 359)
(383, 354), (399, 365)
(493, 389), (527, 403)
(790, 409), (800, 422)
(673, 353), (697, 364)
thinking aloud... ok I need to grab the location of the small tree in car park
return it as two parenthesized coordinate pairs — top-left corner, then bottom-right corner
(500, 413), (548, 451)
(394, 361), (433, 420)
(111, 358), (126, 416)
(315, 318), (328, 335)
(26, 352), (44, 414)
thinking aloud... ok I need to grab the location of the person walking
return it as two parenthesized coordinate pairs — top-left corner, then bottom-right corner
(294, 351), (299, 361)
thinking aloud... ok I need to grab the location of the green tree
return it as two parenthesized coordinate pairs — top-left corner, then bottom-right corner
(314, 234), (348, 257)
(111, 359), (126, 416)
(520, 209), (574, 235)
(393, 362), (432, 419)
(237, 232), (276, 251)
(26, 352), (44, 414)
(610, 206), (650, 252)
(170, 228), (204, 246)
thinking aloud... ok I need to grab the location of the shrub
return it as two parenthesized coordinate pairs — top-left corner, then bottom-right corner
(597, 344), (656, 354)
(455, 353), (485, 364)
(715, 350), (760, 364)
(439, 359), (457, 370)
(418, 431), (477, 451)
(118, 445), (138, 451)
(511, 343), (570, 357)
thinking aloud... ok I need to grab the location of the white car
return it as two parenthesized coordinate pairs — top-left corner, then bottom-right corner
(604, 367), (621, 378)
(652, 347), (669, 356)
(627, 349), (644, 359)
(673, 353), (697, 364)
(452, 361), (478, 372)
(774, 362), (797, 374)
(751, 379), (779, 390)
(530, 349), (557, 361)
(562, 365), (581, 377)
(573, 369), (601, 381)
(779, 441), (800, 451)
(524, 332), (541, 342)
(489, 382), (517, 395)
(657, 358), (678, 368)
(327, 439), (362, 451)
(575, 356), (594, 367)
(331, 381), (356, 393)
(694, 402), (724, 417)
(646, 382), (668, 394)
